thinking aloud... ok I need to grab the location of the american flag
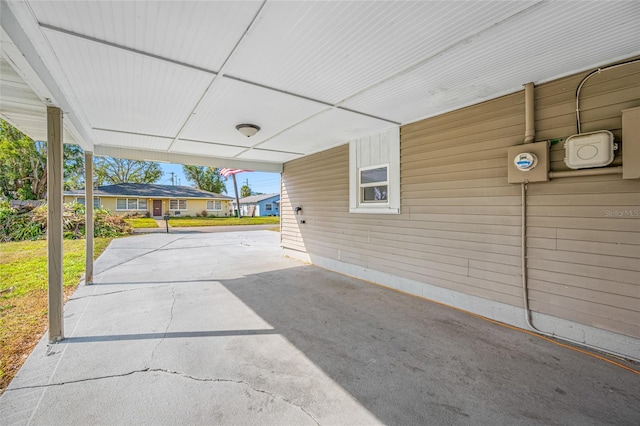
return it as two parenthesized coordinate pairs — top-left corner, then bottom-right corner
(219, 168), (250, 178)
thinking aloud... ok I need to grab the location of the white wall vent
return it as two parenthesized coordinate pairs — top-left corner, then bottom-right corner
(564, 130), (616, 169)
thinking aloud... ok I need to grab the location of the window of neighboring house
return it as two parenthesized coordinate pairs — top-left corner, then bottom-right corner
(76, 197), (101, 208)
(116, 198), (146, 210)
(170, 199), (187, 210)
(349, 127), (400, 214)
(265, 203), (273, 211)
(206, 200), (222, 211)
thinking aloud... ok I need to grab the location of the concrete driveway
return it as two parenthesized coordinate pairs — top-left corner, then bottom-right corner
(1, 230), (639, 425)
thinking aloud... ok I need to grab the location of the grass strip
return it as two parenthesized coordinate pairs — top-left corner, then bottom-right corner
(125, 218), (159, 228)
(168, 216), (280, 227)
(0, 238), (112, 394)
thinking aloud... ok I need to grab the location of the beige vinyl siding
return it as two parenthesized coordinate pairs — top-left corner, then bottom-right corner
(282, 60), (640, 339)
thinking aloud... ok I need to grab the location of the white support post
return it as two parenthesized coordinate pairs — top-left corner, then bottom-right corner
(85, 152), (94, 285)
(47, 106), (64, 343)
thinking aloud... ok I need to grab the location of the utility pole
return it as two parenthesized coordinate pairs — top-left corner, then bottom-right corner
(169, 172), (175, 185)
(233, 174), (242, 218)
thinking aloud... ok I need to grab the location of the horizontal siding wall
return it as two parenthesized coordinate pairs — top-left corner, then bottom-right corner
(526, 62), (640, 338)
(282, 60), (640, 340)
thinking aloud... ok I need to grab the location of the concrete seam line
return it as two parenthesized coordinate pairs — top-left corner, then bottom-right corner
(94, 235), (191, 277)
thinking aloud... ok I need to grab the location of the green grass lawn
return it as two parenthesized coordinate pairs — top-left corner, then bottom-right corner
(0, 238), (112, 394)
(125, 217), (159, 228)
(169, 216), (280, 227)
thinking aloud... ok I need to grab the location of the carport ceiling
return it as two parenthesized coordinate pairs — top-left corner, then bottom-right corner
(1, 1), (639, 172)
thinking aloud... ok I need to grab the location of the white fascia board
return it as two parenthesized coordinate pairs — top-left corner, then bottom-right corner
(1, 1), (94, 152)
(94, 145), (283, 173)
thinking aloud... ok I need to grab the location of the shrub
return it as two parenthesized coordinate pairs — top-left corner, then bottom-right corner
(0, 203), (133, 242)
(0, 202), (45, 242)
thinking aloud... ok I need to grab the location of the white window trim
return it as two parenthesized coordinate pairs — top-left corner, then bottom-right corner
(349, 127), (400, 214)
(206, 200), (223, 211)
(115, 198), (147, 211)
(169, 199), (188, 210)
(76, 196), (101, 208)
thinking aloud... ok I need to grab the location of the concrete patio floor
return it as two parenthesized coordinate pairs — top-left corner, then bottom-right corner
(1, 230), (638, 425)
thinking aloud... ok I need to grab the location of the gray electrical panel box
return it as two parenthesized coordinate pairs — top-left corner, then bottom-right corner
(622, 106), (640, 180)
(507, 141), (549, 184)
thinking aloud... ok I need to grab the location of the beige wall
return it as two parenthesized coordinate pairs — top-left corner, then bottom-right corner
(64, 195), (232, 217)
(281, 60), (640, 340)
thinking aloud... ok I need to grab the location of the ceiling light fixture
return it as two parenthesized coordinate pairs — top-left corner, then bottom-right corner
(236, 123), (260, 137)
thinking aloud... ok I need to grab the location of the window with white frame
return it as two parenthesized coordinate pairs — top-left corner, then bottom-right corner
(206, 200), (222, 211)
(349, 127), (400, 214)
(359, 165), (388, 203)
(265, 203), (273, 211)
(116, 198), (147, 210)
(170, 199), (187, 210)
(76, 197), (101, 208)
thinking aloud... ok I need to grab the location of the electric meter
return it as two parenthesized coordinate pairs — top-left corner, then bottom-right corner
(514, 152), (538, 171)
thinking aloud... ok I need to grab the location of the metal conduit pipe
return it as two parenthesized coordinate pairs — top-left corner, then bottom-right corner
(520, 182), (635, 361)
(524, 82), (535, 144)
(549, 166), (623, 179)
(575, 58), (640, 134)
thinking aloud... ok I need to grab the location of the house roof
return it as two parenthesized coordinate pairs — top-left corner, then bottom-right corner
(235, 193), (280, 204)
(2, 2), (638, 172)
(64, 183), (233, 199)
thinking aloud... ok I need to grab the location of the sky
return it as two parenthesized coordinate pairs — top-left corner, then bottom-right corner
(158, 163), (281, 196)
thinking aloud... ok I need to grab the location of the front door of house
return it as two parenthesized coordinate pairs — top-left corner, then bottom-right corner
(153, 200), (162, 216)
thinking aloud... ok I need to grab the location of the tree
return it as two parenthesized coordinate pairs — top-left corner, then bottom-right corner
(1, 119), (93, 198)
(64, 144), (85, 190)
(0, 119), (47, 200)
(94, 157), (162, 185)
(240, 179), (252, 198)
(182, 166), (226, 194)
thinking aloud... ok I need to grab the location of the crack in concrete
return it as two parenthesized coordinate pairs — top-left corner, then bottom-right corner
(150, 286), (176, 362)
(151, 368), (321, 425)
(6, 369), (150, 391)
(6, 368), (320, 425)
(68, 285), (171, 301)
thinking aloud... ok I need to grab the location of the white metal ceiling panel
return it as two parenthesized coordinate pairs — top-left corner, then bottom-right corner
(342, 1), (640, 124)
(258, 108), (393, 154)
(180, 77), (328, 146)
(170, 140), (246, 158)
(224, 1), (537, 104)
(94, 130), (173, 151)
(0, 56), (80, 145)
(236, 149), (301, 163)
(29, 1), (262, 71)
(42, 27), (213, 138)
(1, 56), (46, 139)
